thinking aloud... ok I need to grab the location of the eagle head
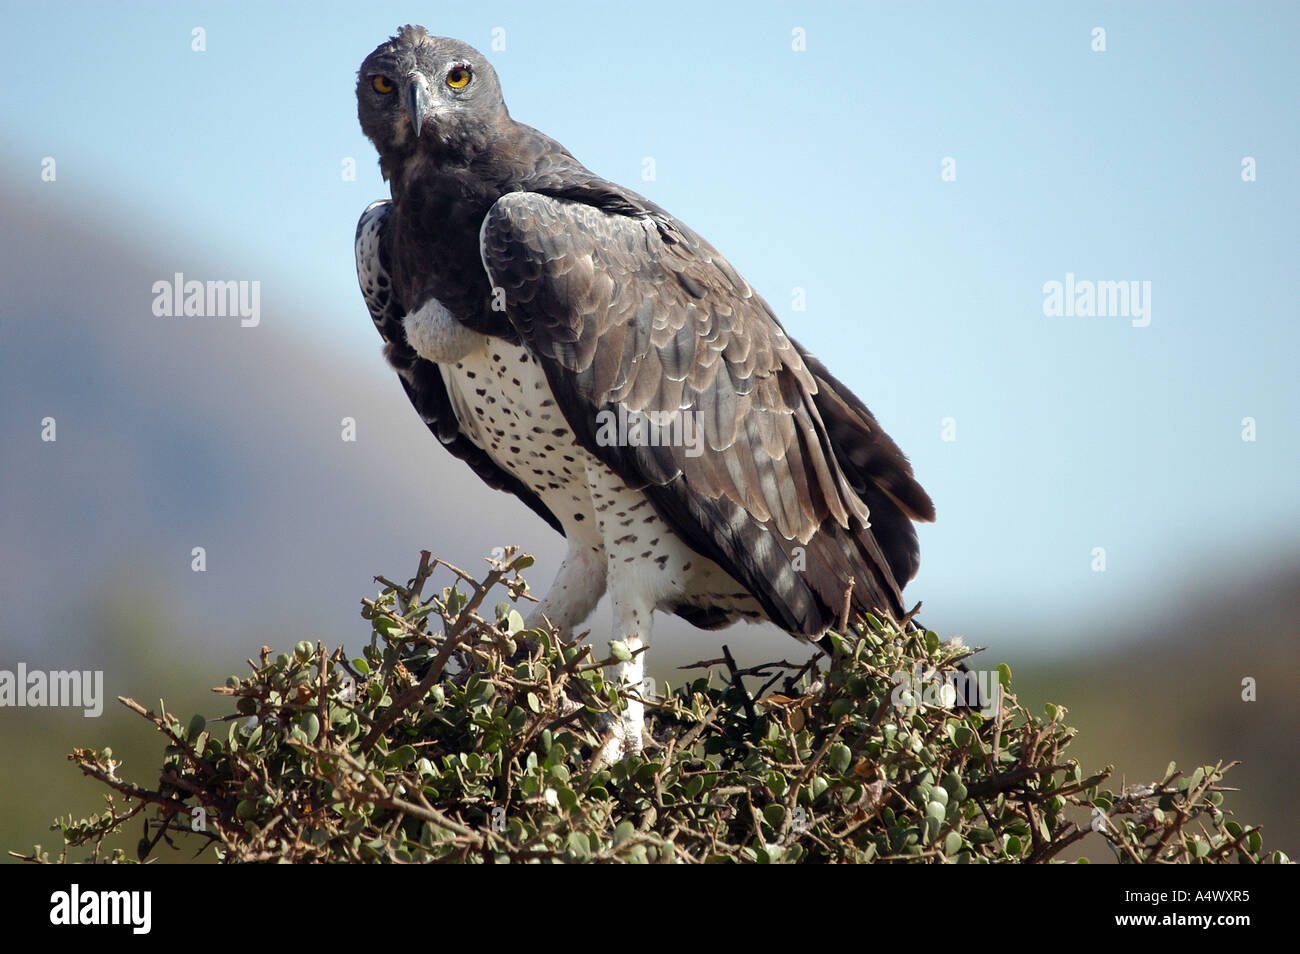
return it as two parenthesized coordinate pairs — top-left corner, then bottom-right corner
(357, 26), (506, 176)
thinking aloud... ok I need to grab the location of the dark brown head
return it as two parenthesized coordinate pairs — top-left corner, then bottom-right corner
(357, 26), (508, 177)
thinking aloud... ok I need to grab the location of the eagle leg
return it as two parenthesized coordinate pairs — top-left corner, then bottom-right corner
(527, 537), (649, 766)
(597, 562), (655, 763)
(523, 542), (606, 640)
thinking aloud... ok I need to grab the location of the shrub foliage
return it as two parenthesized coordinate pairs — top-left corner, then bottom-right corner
(16, 549), (1288, 864)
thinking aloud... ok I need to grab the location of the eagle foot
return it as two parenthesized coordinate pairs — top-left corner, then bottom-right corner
(550, 682), (647, 769)
(590, 711), (646, 771)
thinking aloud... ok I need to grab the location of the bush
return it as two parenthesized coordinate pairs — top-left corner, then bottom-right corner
(15, 549), (1289, 864)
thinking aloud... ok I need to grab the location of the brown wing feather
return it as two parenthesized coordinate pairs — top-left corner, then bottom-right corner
(480, 190), (929, 630)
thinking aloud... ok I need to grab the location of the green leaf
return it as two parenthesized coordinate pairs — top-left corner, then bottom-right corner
(825, 632), (852, 656)
(613, 821), (636, 847)
(828, 743), (852, 774)
(567, 831), (590, 859)
(388, 745), (417, 769)
(300, 713), (320, 743)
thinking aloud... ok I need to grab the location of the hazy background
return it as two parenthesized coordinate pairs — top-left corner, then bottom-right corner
(1, 1), (1296, 861)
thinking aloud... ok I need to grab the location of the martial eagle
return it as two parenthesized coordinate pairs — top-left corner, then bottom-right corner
(354, 27), (934, 756)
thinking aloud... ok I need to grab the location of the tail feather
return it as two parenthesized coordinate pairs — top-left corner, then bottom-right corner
(798, 347), (934, 592)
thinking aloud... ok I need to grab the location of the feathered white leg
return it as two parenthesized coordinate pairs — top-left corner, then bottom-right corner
(582, 463), (662, 764)
(524, 542), (606, 639)
(603, 576), (652, 760)
(523, 539), (640, 765)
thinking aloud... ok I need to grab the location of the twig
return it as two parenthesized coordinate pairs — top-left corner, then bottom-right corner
(721, 645), (758, 728)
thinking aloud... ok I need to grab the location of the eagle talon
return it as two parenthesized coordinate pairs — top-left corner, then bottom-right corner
(590, 710), (646, 770)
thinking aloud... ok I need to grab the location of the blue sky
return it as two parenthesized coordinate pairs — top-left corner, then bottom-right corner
(2, 1), (1296, 647)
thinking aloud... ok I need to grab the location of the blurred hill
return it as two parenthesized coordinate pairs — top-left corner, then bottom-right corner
(0, 182), (556, 856)
(0, 184), (557, 663)
(1015, 559), (1300, 860)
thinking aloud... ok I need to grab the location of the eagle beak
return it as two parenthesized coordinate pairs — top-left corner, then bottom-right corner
(405, 72), (432, 138)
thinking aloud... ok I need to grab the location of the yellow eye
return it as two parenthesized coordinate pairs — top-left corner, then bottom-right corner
(372, 75), (394, 94)
(446, 67), (471, 89)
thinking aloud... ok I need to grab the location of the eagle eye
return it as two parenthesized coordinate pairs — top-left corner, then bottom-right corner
(446, 66), (471, 89)
(372, 75), (394, 94)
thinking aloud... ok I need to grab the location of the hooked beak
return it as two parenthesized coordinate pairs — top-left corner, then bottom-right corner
(405, 72), (432, 138)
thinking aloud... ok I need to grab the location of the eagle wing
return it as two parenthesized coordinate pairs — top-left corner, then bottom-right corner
(355, 200), (564, 535)
(479, 190), (932, 631)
